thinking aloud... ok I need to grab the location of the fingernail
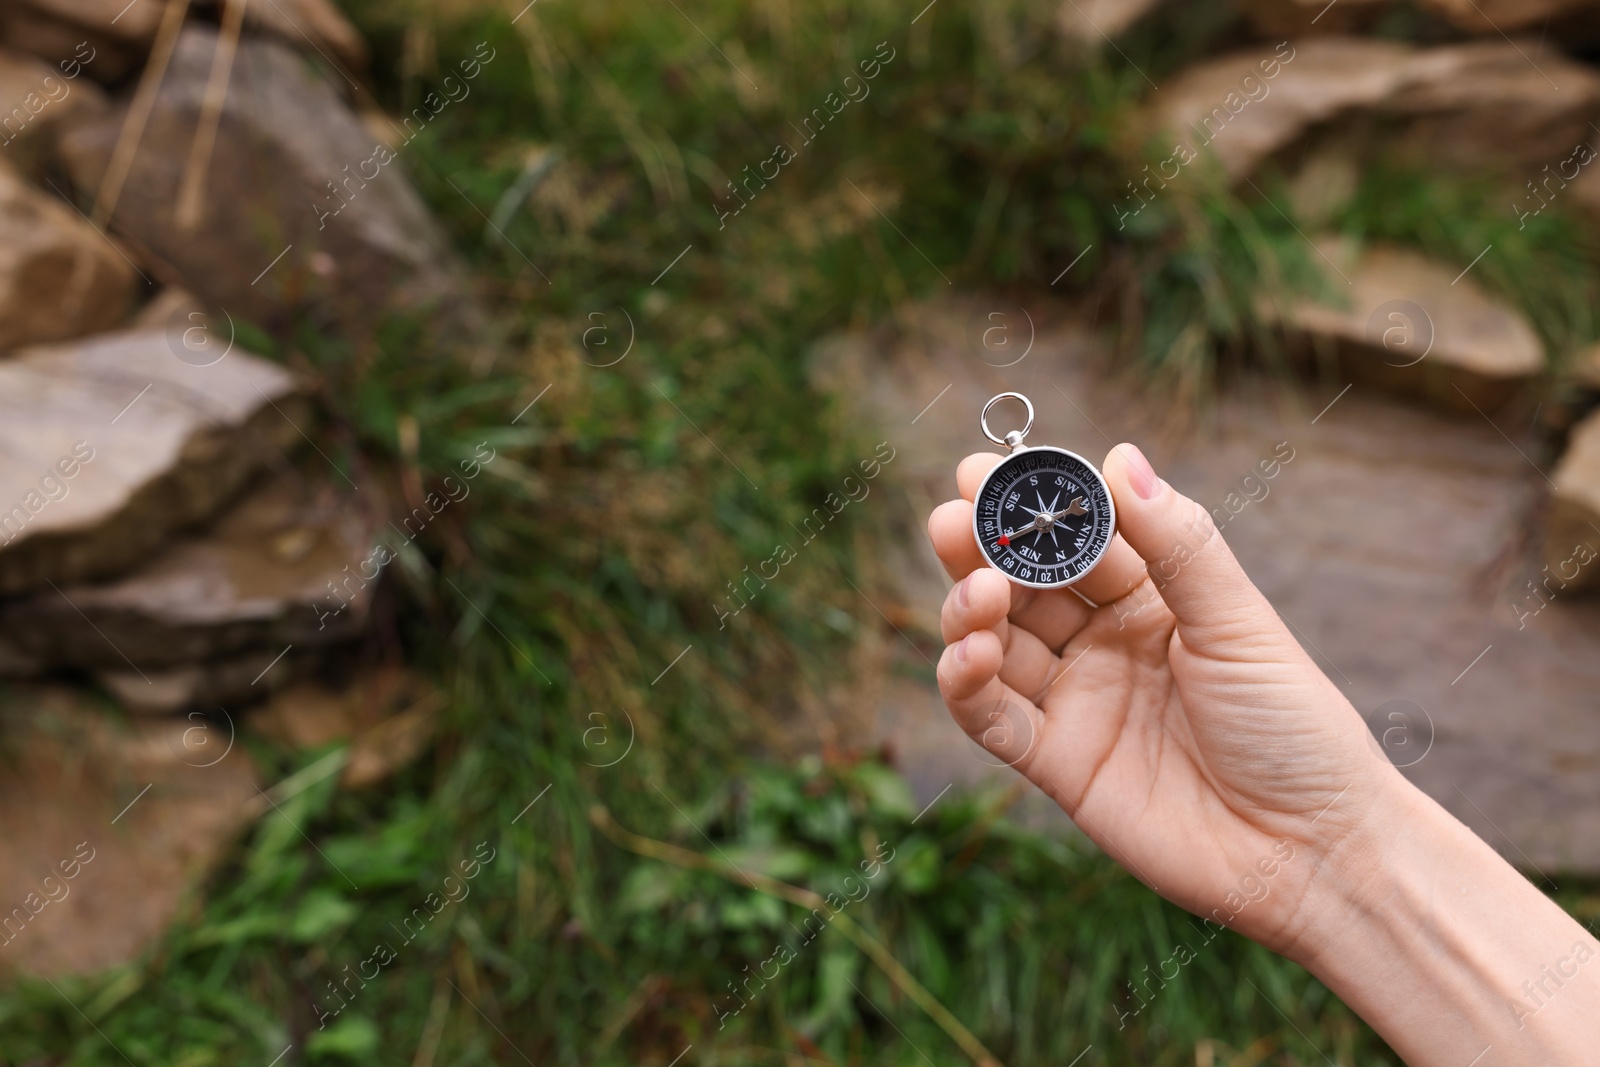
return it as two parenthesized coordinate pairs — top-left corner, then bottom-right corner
(1123, 444), (1161, 500)
(954, 634), (970, 662)
(955, 574), (971, 609)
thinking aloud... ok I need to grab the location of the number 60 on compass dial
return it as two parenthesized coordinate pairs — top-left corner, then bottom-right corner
(970, 392), (1117, 590)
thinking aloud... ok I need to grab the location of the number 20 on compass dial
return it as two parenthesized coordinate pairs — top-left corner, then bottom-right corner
(971, 392), (1117, 590)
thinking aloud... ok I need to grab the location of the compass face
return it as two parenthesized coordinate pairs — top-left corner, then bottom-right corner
(972, 446), (1115, 589)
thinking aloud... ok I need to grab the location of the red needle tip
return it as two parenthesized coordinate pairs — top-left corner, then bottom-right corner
(997, 534), (1010, 546)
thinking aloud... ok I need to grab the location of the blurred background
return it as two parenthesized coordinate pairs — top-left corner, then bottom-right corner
(0, 0), (1597, 1063)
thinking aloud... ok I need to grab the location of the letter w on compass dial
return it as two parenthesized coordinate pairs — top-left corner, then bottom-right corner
(974, 450), (1113, 588)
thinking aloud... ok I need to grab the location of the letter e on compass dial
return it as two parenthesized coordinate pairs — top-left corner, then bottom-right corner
(972, 447), (1116, 589)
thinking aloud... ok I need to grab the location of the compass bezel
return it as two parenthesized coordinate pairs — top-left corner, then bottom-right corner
(970, 444), (1117, 590)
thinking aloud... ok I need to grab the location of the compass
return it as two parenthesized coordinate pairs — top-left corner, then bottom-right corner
(971, 392), (1115, 589)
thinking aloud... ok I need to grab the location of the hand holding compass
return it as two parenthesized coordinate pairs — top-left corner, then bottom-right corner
(929, 403), (1396, 962)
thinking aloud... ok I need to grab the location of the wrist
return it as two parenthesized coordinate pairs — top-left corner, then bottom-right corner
(1282, 771), (1600, 1066)
(1277, 763), (1430, 964)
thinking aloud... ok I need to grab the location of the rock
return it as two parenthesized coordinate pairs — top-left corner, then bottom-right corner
(3, 0), (367, 76)
(0, 2), (152, 83)
(216, 0), (369, 72)
(97, 644), (339, 715)
(0, 473), (382, 679)
(1146, 38), (1600, 184)
(1545, 410), (1600, 594)
(248, 671), (444, 788)
(1384, 41), (1600, 175)
(1568, 343), (1600, 391)
(1146, 37), (1412, 184)
(818, 295), (1600, 871)
(0, 158), (136, 349)
(1235, 0), (1393, 34)
(1415, 0), (1600, 36)
(1259, 236), (1544, 413)
(9, 0), (164, 44)
(1283, 138), (1361, 226)
(58, 26), (469, 342)
(1055, 0), (1166, 45)
(0, 327), (308, 595)
(131, 285), (206, 329)
(341, 697), (440, 787)
(0, 43), (106, 169)
(0, 685), (258, 977)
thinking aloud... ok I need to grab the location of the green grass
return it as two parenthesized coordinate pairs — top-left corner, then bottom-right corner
(3, 1), (1598, 1064)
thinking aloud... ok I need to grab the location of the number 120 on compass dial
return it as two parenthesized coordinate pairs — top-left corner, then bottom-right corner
(972, 448), (1116, 589)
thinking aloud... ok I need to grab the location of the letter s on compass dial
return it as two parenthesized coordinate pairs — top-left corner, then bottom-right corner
(972, 447), (1116, 589)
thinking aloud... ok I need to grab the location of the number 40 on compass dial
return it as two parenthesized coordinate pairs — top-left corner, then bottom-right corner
(970, 392), (1117, 590)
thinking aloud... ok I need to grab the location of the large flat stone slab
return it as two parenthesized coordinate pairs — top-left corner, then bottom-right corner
(0, 475), (380, 666)
(0, 327), (308, 595)
(817, 297), (1600, 872)
(0, 473), (383, 712)
(0, 685), (259, 977)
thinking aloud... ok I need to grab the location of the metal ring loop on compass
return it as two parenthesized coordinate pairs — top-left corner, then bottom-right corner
(980, 392), (1034, 448)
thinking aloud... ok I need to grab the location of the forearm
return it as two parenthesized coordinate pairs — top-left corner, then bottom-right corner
(1287, 777), (1600, 1064)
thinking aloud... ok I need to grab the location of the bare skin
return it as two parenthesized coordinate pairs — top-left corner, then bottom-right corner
(930, 443), (1600, 1064)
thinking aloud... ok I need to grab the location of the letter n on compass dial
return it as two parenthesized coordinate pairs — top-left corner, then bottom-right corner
(972, 448), (1116, 589)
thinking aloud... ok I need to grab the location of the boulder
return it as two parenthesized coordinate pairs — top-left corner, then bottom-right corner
(1145, 38), (1600, 184)
(0, 327), (308, 595)
(1258, 236), (1544, 413)
(0, 158), (136, 348)
(0, 473), (383, 679)
(1545, 410), (1600, 594)
(58, 26), (468, 341)
(0, 685), (259, 978)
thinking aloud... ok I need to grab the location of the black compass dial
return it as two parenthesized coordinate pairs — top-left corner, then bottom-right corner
(972, 447), (1115, 588)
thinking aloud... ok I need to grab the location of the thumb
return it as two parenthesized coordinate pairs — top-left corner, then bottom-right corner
(1102, 443), (1277, 646)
